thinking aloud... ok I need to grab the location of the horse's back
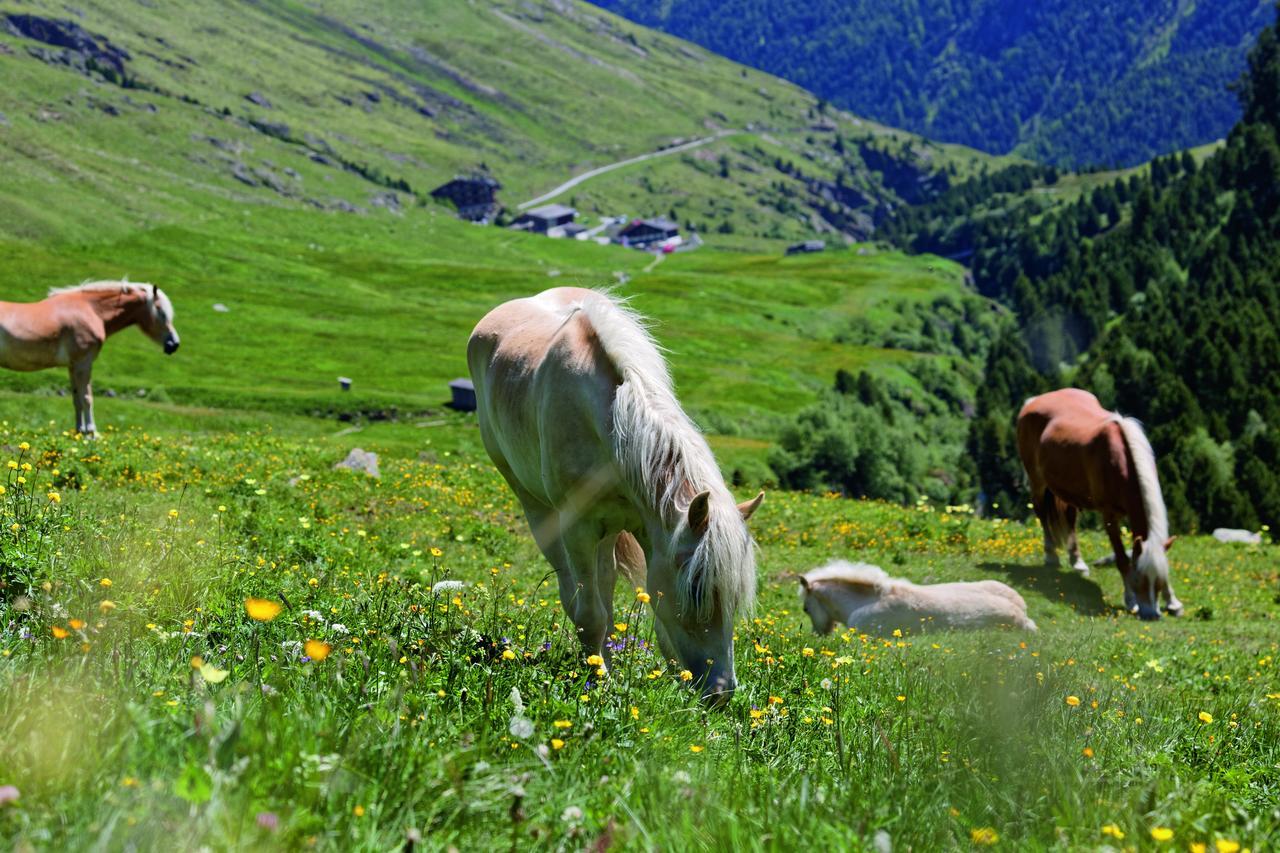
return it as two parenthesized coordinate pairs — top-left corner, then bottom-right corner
(1019, 388), (1133, 512)
(0, 296), (97, 370)
(467, 288), (623, 503)
(1019, 389), (1111, 465)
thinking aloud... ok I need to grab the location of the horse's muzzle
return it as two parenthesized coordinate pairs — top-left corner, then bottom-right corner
(700, 673), (737, 708)
(164, 337), (180, 355)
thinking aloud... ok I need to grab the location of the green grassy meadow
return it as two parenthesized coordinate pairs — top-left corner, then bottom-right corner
(0, 407), (1275, 850)
(0, 0), (1277, 849)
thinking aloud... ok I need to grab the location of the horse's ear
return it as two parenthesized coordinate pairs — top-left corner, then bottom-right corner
(1164, 535), (1177, 552)
(737, 491), (764, 522)
(149, 284), (156, 301)
(797, 574), (810, 592)
(687, 490), (712, 536)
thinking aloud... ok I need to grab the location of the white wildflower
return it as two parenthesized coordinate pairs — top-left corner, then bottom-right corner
(508, 715), (534, 739)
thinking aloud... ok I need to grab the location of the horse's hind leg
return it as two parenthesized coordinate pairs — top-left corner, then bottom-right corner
(1063, 503), (1089, 574)
(1031, 487), (1060, 567)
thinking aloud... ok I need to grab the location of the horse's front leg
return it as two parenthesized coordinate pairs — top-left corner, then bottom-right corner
(557, 521), (613, 662)
(70, 357), (97, 437)
(517, 496), (610, 659)
(1103, 514), (1136, 613)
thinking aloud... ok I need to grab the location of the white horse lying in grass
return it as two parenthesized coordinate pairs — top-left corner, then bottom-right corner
(797, 560), (1037, 635)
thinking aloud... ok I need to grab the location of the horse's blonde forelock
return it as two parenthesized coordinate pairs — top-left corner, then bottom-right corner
(576, 290), (756, 624)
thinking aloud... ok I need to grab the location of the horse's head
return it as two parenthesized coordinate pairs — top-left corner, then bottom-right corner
(139, 284), (180, 355)
(796, 575), (837, 635)
(1129, 535), (1173, 620)
(648, 490), (763, 707)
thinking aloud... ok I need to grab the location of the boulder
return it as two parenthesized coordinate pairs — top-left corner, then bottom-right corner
(334, 448), (379, 478)
(1212, 528), (1261, 545)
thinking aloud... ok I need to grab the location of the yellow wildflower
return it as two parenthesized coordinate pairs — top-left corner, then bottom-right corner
(970, 827), (998, 845)
(244, 598), (283, 621)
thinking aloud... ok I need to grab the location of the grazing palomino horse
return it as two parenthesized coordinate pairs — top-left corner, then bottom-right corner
(0, 281), (180, 435)
(468, 288), (763, 705)
(1017, 388), (1181, 620)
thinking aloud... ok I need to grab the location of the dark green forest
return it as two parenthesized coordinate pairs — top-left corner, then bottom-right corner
(592, 0), (1272, 168)
(764, 9), (1280, 534)
(961, 12), (1280, 533)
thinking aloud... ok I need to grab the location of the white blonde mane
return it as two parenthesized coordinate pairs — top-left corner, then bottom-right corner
(801, 560), (889, 593)
(1114, 415), (1169, 579)
(48, 280), (174, 319)
(49, 279), (146, 296)
(573, 290), (756, 624)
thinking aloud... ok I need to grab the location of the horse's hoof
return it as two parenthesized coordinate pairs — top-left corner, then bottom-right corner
(1071, 560), (1090, 575)
(1165, 605), (1184, 617)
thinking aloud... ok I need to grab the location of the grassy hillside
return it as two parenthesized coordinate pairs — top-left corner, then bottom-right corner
(0, 203), (978, 481)
(0, 413), (1275, 849)
(0, 0), (1004, 247)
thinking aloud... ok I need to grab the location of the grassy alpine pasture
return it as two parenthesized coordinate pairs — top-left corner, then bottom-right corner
(0, 403), (1276, 851)
(0, 205), (977, 479)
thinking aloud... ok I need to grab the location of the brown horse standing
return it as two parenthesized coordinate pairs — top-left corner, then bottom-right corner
(1017, 388), (1181, 620)
(0, 281), (180, 435)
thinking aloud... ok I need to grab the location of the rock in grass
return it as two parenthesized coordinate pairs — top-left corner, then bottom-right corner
(1212, 528), (1261, 544)
(334, 447), (379, 478)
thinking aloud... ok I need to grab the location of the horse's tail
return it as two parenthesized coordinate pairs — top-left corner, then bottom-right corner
(1042, 488), (1072, 549)
(614, 530), (647, 584)
(1114, 416), (1170, 580)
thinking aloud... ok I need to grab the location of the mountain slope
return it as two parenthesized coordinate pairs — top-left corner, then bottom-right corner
(0, 0), (1002, 246)
(968, 9), (1280, 532)
(0, 0), (1002, 499)
(590, 0), (1273, 168)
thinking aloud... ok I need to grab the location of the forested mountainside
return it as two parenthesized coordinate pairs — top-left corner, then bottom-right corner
(591, 0), (1273, 168)
(952, 11), (1280, 532)
(771, 8), (1280, 532)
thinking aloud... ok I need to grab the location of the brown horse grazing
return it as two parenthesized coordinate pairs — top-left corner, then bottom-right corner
(0, 281), (180, 435)
(1017, 388), (1181, 620)
(468, 287), (763, 705)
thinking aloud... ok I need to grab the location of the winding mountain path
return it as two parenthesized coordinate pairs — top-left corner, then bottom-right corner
(517, 130), (740, 210)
